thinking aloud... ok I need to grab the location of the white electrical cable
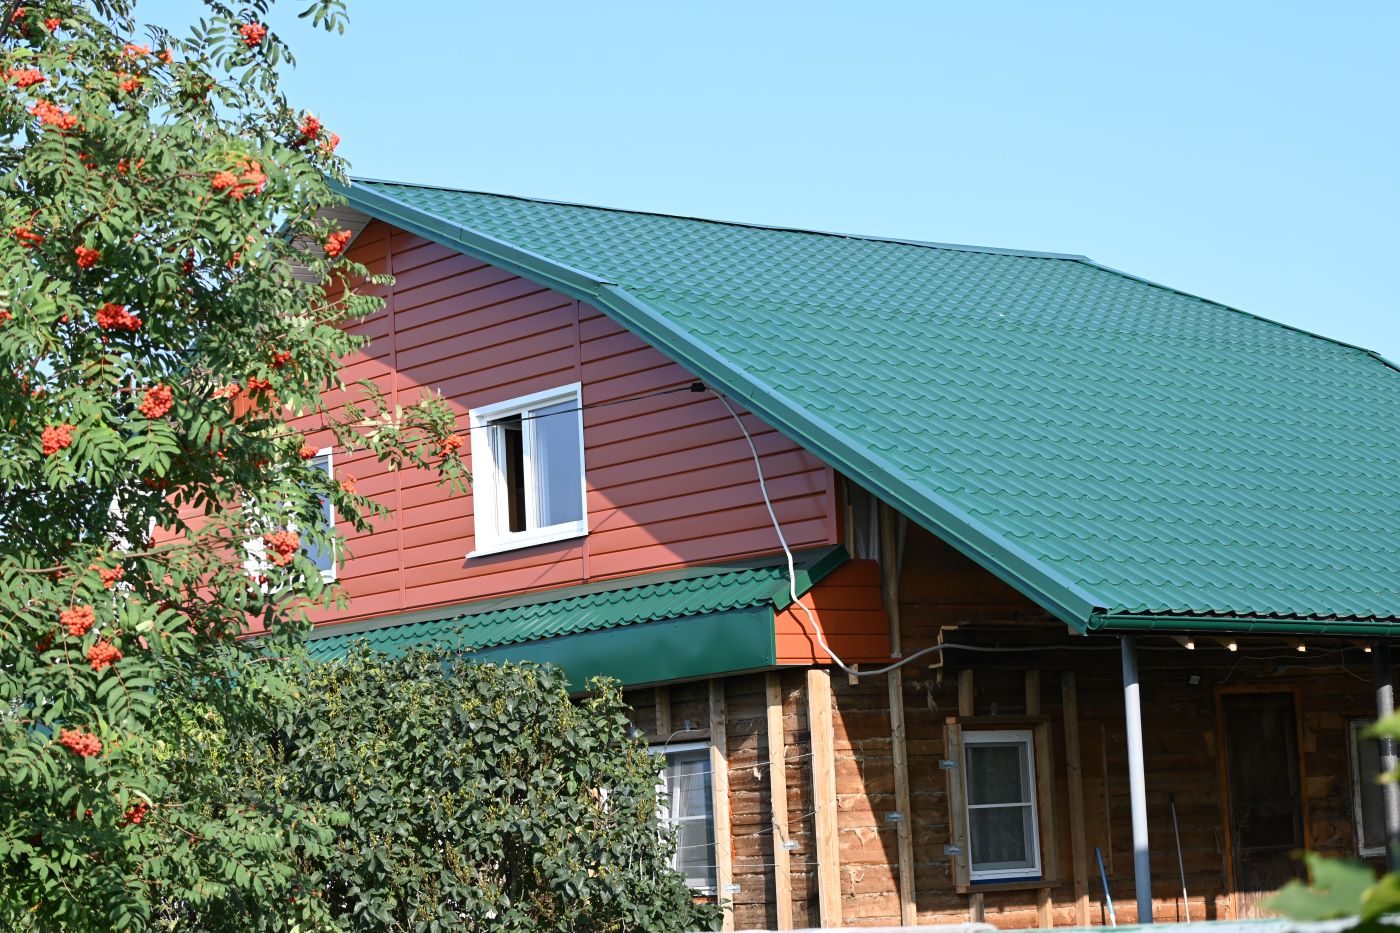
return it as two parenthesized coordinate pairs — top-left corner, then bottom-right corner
(712, 391), (949, 678)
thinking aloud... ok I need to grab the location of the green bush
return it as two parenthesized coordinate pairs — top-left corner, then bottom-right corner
(227, 646), (723, 933)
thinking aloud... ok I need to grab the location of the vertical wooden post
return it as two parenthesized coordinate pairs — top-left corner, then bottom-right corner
(766, 673), (794, 931)
(889, 668), (917, 925)
(1027, 670), (1055, 928)
(1063, 672), (1091, 926)
(957, 668), (979, 922)
(710, 680), (734, 931)
(879, 502), (902, 657)
(807, 668), (841, 928)
(655, 685), (672, 738)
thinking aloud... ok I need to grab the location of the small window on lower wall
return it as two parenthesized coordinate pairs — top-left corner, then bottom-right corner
(1350, 719), (1387, 858)
(654, 742), (717, 895)
(963, 729), (1042, 881)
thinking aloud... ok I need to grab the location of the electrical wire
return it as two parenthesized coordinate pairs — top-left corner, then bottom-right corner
(712, 390), (947, 679)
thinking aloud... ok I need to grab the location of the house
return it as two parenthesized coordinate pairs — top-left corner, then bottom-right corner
(295, 178), (1400, 930)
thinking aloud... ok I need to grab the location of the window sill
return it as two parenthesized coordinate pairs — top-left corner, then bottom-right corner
(467, 525), (587, 559)
(956, 878), (1050, 894)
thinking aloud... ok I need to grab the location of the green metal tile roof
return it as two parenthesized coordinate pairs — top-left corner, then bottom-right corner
(305, 547), (845, 665)
(342, 179), (1400, 633)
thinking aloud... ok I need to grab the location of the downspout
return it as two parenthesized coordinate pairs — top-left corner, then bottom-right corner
(1121, 636), (1153, 923)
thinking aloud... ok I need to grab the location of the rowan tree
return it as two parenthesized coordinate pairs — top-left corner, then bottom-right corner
(0, 2), (466, 928)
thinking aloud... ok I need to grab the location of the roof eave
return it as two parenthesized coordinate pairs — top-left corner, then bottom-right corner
(1089, 612), (1400, 638)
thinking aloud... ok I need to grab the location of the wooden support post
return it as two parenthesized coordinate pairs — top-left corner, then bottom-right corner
(655, 685), (672, 738)
(807, 668), (841, 928)
(1027, 670), (1055, 928)
(710, 680), (734, 931)
(879, 502), (902, 656)
(957, 667), (975, 921)
(889, 668), (917, 925)
(959, 667), (974, 717)
(1063, 672), (1091, 925)
(766, 673), (794, 931)
(970, 893), (985, 923)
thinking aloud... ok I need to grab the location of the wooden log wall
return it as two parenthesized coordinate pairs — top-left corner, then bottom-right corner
(623, 525), (1387, 929)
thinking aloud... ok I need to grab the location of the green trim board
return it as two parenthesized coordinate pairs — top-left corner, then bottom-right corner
(305, 547), (846, 686)
(337, 179), (1400, 633)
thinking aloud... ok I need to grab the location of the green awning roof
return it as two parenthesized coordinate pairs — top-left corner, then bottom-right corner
(306, 547), (846, 686)
(339, 178), (1400, 633)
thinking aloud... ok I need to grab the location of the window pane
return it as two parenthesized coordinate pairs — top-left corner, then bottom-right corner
(663, 749), (716, 891)
(302, 456), (333, 573)
(970, 806), (1035, 869)
(490, 415), (526, 532)
(1357, 725), (1386, 851)
(531, 400), (583, 527)
(967, 743), (1028, 805)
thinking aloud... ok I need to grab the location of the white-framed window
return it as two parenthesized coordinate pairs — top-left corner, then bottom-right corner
(1350, 719), (1387, 858)
(467, 383), (587, 557)
(652, 741), (717, 895)
(963, 729), (1042, 881)
(303, 448), (336, 581)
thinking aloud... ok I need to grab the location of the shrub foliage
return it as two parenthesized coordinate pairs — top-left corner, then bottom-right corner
(230, 648), (724, 933)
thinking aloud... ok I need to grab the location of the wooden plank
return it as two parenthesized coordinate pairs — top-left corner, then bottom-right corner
(879, 502), (902, 656)
(889, 668), (918, 926)
(1035, 720), (1060, 882)
(806, 668), (841, 928)
(1037, 886), (1054, 928)
(946, 723), (970, 889)
(655, 686), (672, 738)
(1026, 669), (1041, 715)
(959, 667), (974, 717)
(765, 673), (794, 931)
(1063, 671), (1091, 926)
(710, 680), (734, 932)
(970, 892), (986, 923)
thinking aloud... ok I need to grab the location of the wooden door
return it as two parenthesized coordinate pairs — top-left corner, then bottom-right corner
(1220, 691), (1306, 917)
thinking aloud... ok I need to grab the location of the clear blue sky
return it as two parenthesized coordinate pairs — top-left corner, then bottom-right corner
(166, 1), (1400, 358)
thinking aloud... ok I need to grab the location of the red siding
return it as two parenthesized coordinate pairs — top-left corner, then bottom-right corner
(296, 220), (841, 626)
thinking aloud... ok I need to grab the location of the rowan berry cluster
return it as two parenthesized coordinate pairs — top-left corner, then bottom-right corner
(210, 161), (267, 200)
(29, 100), (77, 129)
(299, 445), (318, 460)
(246, 376), (272, 394)
(0, 309), (11, 324)
(14, 225), (44, 246)
(324, 230), (352, 257)
(118, 73), (140, 94)
(339, 474), (357, 495)
(6, 67), (44, 87)
(271, 350), (293, 368)
(439, 434), (464, 456)
(139, 385), (174, 419)
(74, 245), (100, 268)
(88, 639), (123, 671)
(262, 530), (300, 566)
(60, 605), (95, 637)
(41, 423), (74, 455)
(211, 382), (242, 400)
(57, 728), (101, 757)
(240, 23), (267, 47)
(96, 302), (141, 330)
(43, 17), (57, 30)
(97, 565), (123, 588)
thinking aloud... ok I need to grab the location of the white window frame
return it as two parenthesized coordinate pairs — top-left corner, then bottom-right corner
(651, 740), (717, 895)
(467, 383), (588, 558)
(306, 447), (336, 582)
(1350, 719), (1386, 859)
(963, 729), (1042, 881)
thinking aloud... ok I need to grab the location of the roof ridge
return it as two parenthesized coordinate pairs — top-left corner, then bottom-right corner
(349, 176), (1089, 262)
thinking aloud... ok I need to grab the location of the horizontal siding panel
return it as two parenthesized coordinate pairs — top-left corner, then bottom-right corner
(308, 221), (835, 626)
